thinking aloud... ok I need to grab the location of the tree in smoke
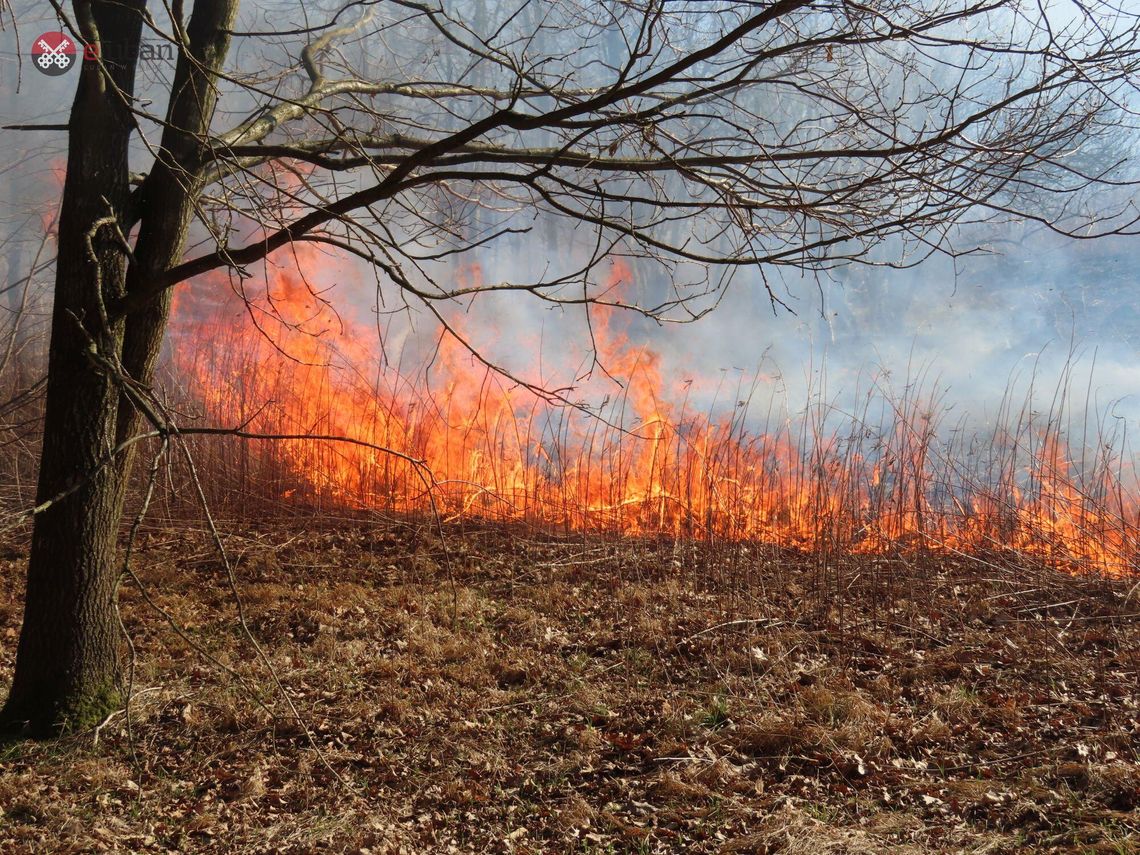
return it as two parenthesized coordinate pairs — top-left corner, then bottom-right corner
(2, 0), (1139, 735)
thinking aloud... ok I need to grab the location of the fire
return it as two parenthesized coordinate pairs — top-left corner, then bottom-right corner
(167, 247), (1139, 577)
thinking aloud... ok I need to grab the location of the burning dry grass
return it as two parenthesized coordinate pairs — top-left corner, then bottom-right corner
(0, 518), (1136, 853)
(144, 248), (1140, 579)
(6, 248), (1140, 583)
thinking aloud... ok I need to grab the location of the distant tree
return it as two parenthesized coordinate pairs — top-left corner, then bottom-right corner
(2, 0), (1139, 735)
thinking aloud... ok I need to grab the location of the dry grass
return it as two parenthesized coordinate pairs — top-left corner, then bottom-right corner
(0, 518), (1136, 853)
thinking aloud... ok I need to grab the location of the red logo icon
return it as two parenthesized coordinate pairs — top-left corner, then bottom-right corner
(32, 31), (76, 76)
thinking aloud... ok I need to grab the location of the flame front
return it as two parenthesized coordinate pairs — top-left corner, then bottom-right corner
(167, 247), (1139, 577)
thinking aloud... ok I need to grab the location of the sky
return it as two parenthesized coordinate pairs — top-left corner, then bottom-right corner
(2, 1), (1139, 457)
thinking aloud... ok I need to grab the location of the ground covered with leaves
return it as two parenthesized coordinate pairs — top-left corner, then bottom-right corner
(0, 518), (1137, 853)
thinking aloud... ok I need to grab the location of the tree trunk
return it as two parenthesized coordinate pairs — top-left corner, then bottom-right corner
(1, 0), (239, 737)
(0, 2), (146, 736)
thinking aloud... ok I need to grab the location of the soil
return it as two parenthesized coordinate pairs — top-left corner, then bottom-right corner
(0, 518), (1136, 853)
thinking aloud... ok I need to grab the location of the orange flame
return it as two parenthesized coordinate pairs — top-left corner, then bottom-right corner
(167, 248), (1139, 577)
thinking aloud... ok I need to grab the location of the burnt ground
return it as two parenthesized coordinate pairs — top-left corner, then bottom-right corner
(0, 518), (1136, 853)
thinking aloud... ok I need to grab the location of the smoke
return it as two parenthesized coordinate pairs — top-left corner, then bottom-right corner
(373, 217), (1140, 442)
(2, 1), (1140, 482)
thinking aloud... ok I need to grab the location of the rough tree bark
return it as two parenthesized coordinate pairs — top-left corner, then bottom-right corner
(0, 0), (237, 737)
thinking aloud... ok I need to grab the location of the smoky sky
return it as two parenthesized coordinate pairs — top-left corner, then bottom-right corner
(2, 1), (1139, 449)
